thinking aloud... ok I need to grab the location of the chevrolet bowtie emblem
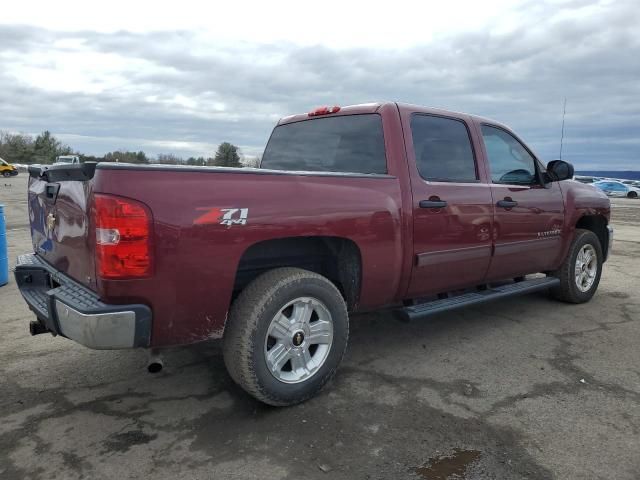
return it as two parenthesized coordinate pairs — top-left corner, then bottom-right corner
(46, 213), (56, 232)
(292, 331), (304, 347)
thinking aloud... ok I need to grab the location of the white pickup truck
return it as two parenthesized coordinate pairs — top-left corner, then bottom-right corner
(54, 155), (80, 165)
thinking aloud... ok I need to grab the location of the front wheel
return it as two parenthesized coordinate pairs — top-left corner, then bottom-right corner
(628, 191), (638, 199)
(223, 268), (349, 406)
(2, 171), (10, 177)
(550, 229), (603, 303)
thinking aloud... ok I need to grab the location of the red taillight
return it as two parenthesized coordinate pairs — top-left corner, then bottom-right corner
(308, 105), (341, 117)
(93, 194), (152, 279)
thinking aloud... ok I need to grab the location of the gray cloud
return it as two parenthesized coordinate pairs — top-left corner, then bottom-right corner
(0, 0), (639, 168)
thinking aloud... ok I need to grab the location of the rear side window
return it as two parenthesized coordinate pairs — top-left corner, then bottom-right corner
(410, 114), (478, 182)
(261, 114), (387, 174)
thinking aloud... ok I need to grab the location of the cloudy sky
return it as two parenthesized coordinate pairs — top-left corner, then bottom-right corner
(1, 0), (638, 169)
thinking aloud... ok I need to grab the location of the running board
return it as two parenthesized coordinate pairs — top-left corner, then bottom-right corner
(396, 277), (560, 322)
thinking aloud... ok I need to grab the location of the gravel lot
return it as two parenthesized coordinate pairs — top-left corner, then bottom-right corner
(1, 175), (639, 480)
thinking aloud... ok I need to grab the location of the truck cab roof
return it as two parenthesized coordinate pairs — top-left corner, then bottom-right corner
(278, 102), (506, 130)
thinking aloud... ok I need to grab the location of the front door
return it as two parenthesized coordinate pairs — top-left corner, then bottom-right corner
(478, 124), (565, 281)
(404, 112), (494, 297)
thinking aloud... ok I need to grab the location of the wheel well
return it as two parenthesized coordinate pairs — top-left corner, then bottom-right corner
(234, 237), (362, 310)
(576, 215), (609, 257)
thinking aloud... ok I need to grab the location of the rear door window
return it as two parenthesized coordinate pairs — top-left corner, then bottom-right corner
(410, 114), (478, 182)
(261, 114), (387, 174)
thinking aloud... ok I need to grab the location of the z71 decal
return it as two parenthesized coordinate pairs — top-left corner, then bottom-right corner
(194, 207), (249, 226)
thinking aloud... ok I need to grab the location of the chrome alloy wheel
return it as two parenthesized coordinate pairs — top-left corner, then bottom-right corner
(575, 244), (598, 292)
(264, 297), (333, 384)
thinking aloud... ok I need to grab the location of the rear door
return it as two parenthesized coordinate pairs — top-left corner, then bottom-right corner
(402, 111), (494, 297)
(478, 124), (565, 281)
(28, 171), (96, 288)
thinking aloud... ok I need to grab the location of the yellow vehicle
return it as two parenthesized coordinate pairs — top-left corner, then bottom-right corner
(0, 157), (19, 177)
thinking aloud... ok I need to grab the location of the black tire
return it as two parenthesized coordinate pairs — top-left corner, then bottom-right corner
(2, 171), (10, 177)
(223, 267), (349, 406)
(550, 229), (603, 303)
(628, 191), (638, 199)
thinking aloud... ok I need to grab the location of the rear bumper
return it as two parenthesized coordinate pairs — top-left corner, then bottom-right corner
(14, 253), (151, 349)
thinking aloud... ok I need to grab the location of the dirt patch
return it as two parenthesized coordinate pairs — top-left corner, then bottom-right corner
(415, 448), (482, 479)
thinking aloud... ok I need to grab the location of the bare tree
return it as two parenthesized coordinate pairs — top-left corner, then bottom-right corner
(242, 155), (260, 168)
(156, 153), (184, 165)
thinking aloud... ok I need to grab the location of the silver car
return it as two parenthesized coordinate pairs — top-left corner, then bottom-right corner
(622, 179), (640, 188)
(594, 180), (640, 198)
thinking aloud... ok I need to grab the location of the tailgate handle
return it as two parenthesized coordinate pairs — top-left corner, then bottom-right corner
(45, 183), (60, 202)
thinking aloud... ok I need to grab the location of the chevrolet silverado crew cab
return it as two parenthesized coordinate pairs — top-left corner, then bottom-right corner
(15, 102), (612, 406)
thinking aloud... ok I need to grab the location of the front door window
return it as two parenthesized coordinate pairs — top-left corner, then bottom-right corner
(481, 125), (538, 186)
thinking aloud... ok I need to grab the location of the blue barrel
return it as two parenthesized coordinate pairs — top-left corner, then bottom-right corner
(0, 204), (8, 286)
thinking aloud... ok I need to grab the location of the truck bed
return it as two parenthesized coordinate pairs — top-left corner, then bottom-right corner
(27, 162), (405, 346)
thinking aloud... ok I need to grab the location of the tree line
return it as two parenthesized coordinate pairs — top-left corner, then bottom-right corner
(0, 131), (259, 168)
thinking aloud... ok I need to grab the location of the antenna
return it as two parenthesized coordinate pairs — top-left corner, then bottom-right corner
(559, 97), (567, 160)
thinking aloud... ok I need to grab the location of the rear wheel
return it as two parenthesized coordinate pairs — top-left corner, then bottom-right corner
(550, 229), (603, 303)
(627, 191), (638, 199)
(223, 267), (349, 406)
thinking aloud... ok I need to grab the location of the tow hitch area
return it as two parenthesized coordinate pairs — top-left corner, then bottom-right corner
(29, 320), (49, 336)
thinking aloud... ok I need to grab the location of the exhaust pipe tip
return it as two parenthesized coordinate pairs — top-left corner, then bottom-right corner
(147, 349), (164, 373)
(147, 360), (163, 373)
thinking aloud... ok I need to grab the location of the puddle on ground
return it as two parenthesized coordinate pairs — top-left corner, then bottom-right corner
(415, 448), (481, 480)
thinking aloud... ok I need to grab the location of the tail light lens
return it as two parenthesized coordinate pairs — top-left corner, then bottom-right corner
(93, 194), (153, 279)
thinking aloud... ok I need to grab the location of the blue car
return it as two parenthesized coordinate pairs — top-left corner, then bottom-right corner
(593, 180), (639, 198)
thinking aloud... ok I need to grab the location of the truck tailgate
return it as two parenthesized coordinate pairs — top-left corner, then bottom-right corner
(28, 164), (96, 289)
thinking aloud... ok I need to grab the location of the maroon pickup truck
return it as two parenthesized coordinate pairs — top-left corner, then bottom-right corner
(16, 102), (612, 406)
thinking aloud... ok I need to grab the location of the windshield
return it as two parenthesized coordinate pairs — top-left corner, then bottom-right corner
(261, 114), (387, 174)
(55, 156), (74, 163)
(0, 158), (8, 166)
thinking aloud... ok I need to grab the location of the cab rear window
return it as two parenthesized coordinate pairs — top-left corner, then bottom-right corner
(261, 114), (387, 174)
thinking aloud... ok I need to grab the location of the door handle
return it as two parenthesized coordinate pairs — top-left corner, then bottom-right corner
(419, 199), (447, 209)
(497, 199), (518, 208)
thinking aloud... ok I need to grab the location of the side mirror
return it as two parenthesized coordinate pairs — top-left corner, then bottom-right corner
(546, 160), (574, 182)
